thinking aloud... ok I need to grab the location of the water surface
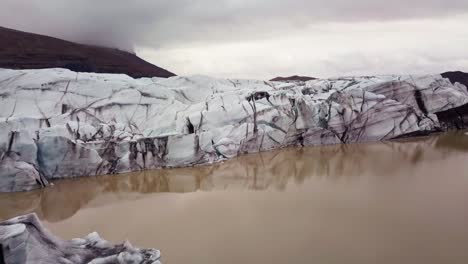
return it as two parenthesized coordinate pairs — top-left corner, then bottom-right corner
(1, 131), (468, 264)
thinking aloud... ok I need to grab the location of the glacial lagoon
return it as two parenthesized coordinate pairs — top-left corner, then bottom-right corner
(1, 131), (468, 264)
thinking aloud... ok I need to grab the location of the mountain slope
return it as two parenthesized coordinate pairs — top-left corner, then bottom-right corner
(442, 71), (468, 89)
(0, 26), (175, 78)
(270, 75), (317, 82)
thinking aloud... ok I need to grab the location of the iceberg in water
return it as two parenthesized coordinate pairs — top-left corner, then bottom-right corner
(0, 213), (161, 264)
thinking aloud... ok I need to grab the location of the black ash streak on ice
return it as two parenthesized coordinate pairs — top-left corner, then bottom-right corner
(0, 69), (468, 193)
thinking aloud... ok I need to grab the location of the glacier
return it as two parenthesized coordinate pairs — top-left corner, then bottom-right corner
(1, 68), (467, 192)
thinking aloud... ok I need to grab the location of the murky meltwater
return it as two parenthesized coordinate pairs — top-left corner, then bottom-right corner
(1, 131), (468, 264)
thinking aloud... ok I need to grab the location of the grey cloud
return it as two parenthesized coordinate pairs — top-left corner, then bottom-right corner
(1, 0), (468, 50)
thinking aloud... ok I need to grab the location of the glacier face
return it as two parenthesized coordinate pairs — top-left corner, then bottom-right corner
(1, 68), (467, 192)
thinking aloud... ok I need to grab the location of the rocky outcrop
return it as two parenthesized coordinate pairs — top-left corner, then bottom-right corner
(270, 75), (317, 82)
(1, 68), (468, 192)
(436, 71), (468, 129)
(0, 26), (175, 78)
(441, 71), (468, 89)
(0, 213), (161, 264)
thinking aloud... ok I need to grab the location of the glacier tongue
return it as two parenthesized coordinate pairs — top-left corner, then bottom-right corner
(1, 68), (468, 192)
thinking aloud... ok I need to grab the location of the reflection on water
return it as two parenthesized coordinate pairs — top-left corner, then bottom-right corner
(1, 131), (468, 223)
(1, 131), (468, 264)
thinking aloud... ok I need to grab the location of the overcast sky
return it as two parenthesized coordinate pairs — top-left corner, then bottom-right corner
(1, 0), (468, 79)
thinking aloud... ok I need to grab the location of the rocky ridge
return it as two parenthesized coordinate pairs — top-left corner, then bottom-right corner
(270, 75), (317, 82)
(0, 26), (175, 79)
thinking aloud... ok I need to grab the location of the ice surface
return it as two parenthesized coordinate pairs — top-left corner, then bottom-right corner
(1, 68), (467, 192)
(0, 213), (161, 264)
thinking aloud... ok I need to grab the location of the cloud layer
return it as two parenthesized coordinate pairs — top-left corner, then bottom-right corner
(1, 0), (468, 78)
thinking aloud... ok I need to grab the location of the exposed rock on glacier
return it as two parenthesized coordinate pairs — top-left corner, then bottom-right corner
(1, 68), (468, 192)
(0, 213), (161, 264)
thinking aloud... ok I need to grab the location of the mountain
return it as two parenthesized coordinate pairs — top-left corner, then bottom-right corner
(0, 26), (175, 78)
(441, 71), (468, 88)
(270, 75), (317, 82)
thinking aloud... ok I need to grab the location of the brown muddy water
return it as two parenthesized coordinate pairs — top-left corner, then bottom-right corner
(1, 131), (468, 264)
